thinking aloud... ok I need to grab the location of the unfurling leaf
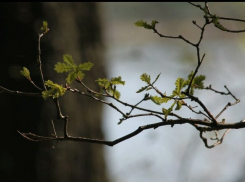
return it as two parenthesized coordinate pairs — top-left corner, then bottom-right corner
(151, 20), (159, 28)
(150, 95), (171, 105)
(42, 80), (66, 100)
(96, 78), (110, 89)
(185, 71), (206, 95)
(41, 21), (49, 34)
(111, 76), (125, 85)
(162, 107), (170, 120)
(135, 20), (153, 29)
(140, 73), (151, 84)
(136, 86), (149, 93)
(173, 78), (185, 96)
(175, 101), (182, 110)
(20, 67), (31, 80)
(113, 90), (121, 99)
(193, 75), (206, 89)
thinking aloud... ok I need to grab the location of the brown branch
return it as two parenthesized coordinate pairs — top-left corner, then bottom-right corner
(18, 118), (245, 147)
(183, 92), (218, 124)
(152, 27), (195, 46)
(224, 85), (239, 101)
(199, 129), (231, 148)
(215, 100), (240, 120)
(188, 2), (204, 11)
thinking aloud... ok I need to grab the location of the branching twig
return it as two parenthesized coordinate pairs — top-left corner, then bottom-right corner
(3, 2), (245, 149)
(199, 129), (231, 148)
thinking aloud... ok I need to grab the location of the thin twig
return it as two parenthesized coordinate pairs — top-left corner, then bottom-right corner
(30, 80), (43, 91)
(0, 86), (42, 97)
(38, 34), (47, 91)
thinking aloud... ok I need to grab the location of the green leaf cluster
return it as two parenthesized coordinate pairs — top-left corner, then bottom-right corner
(135, 20), (159, 29)
(96, 76), (125, 99)
(42, 80), (66, 100)
(185, 71), (206, 95)
(41, 21), (49, 34)
(20, 67), (31, 80)
(54, 54), (93, 84)
(136, 71), (205, 118)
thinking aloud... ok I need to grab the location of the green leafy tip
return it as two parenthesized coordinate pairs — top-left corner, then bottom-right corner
(150, 95), (171, 105)
(136, 73), (160, 93)
(42, 80), (66, 100)
(20, 67), (31, 80)
(54, 54), (93, 84)
(140, 73), (151, 84)
(96, 76), (125, 99)
(136, 86), (150, 93)
(41, 21), (49, 34)
(172, 78), (186, 97)
(162, 102), (175, 120)
(186, 71), (206, 95)
(135, 20), (159, 29)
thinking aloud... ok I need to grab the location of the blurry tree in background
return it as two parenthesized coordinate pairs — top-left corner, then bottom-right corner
(0, 2), (109, 182)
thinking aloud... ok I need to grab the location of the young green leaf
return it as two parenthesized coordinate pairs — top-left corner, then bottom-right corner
(185, 71), (206, 95)
(140, 73), (151, 84)
(54, 62), (73, 73)
(150, 95), (171, 105)
(136, 86), (149, 93)
(193, 75), (206, 89)
(172, 78), (185, 96)
(135, 20), (153, 29)
(41, 21), (49, 34)
(111, 76), (125, 85)
(152, 73), (161, 85)
(63, 54), (75, 68)
(42, 80), (66, 100)
(96, 77), (125, 99)
(146, 87), (153, 91)
(175, 101), (182, 110)
(96, 78), (110, 89)
(77, 62), (94, 71)
(151, 20), (159, 28)
(113, 90), (121, 99)
(66, 72), (82, 84)
(162, 107), (172, 120)
(55, 54), (93, 84)
(20, 67), (31, 80)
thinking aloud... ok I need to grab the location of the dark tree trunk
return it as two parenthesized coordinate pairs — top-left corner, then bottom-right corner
(0, 2), (109, 182)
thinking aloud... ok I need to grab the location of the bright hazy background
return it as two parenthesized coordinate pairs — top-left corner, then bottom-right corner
(98, 2), (245, 182)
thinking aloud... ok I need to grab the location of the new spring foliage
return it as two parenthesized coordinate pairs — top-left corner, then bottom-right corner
(54, 54), (93, 84)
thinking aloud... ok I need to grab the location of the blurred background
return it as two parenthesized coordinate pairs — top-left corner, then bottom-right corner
(1, 2), (245, 182)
